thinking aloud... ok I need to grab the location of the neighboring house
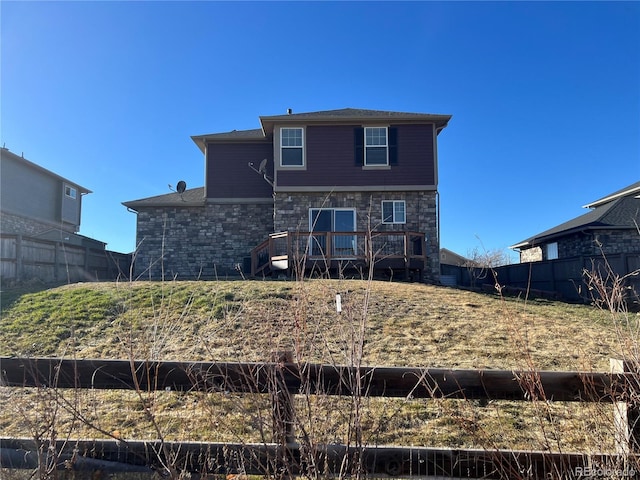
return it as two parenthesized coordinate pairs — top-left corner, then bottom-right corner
(123, 108), (451, 281)
(439, 248), (475, 267)
(0, 147), (102, 248)
(510, 181), (640, 262)
(0, 147), (125, 284)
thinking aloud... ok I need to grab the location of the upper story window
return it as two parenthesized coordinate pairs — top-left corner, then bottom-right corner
(65, 185), (77, 199)
(365, 127), (388, 166)
(382, 200), (406, 224)
(546, 242), (559, 260)
(281, 127), (304, 166)
(355, 127), (397, 166)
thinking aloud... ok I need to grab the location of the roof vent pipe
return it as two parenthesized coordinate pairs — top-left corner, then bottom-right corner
(287, 108), (292, 115)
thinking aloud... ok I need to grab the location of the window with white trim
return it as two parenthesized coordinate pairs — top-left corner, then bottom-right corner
(382, 200), (406, 224)
(364, 127), (388, 165)
(65, 185), (77, 199)
(546, 242), (558, 260)
(280, 127), (304, 166)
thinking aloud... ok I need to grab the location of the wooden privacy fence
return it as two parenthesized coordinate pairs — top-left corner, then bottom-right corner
(441, 253), (640, 303)
(0, 233), (131, 283)
(2, 356), (640, 479)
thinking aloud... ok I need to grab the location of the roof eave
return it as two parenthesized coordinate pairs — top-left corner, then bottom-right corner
(583, 182), (640, 209)
(122, 199), (206, 211)
(191, 132), (270, 153)
(1, 148), (92, 194)
(509, 223), (635, 251)
(259, 114), (452, 136)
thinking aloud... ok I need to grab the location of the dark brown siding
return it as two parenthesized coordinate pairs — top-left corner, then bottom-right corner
(206, 143), (273, 198)
(277, 124), (435, 188)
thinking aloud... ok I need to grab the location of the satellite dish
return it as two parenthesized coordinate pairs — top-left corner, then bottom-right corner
(176, 180), (187, 194)
(258, 158), (268, 174)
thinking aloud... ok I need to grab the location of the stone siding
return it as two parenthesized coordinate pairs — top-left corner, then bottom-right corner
(559, 230), (640, 258)
(0, 211), (72, 236)
(133, 202), (273, 279)
(273, 191), (439, 281)
(520, 229), (640, 262)
(519, 246), (542, 263)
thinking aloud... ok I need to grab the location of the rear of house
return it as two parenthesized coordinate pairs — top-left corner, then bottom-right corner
(124, 108), (451, 281)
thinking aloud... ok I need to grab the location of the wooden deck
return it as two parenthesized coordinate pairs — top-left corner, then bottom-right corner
(250, 230), (426, 279)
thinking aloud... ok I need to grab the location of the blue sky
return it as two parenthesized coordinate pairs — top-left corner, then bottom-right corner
(2, 1), (639, 261)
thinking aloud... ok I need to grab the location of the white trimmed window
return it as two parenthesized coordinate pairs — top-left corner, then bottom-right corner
(546, 242), (558, 260)
(281, 127), (304, 166)
(65, 185), (77, 199)
(365, 127), (388, 166)
(382, 200), (406, 224)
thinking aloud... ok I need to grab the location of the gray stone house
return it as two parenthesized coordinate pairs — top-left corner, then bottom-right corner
(510, 181), (640, 262)
(123, 108), (452, 281)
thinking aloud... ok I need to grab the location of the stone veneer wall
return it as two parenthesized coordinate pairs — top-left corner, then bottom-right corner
(0, 211), (73, 236)
(133, 202), (273, 279)
(558, 230), (640, 258)
(519, 246), (542, 263)
(273, 191), (440, 281)
(519, 229), (640, 262)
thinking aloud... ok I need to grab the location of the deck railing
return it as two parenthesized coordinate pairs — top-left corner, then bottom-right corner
(251, 230), (426, 277)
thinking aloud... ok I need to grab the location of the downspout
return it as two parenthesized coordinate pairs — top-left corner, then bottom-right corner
(434, 124), (446, 281)
(436, 191), (440, 250)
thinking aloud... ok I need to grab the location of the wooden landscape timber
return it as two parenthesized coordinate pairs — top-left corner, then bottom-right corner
(2, 355), (640, 478)
(0, 356), (632, 401)
(1, 437), (634, 479)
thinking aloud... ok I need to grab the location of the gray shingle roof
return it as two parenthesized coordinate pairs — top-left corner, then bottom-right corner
(260, 108), (451, 121)
(583, 180), (640, 208)
(511, 191), (640, 249)
(191, 129), (267, 153)
(1, 147), (92, 194)
(122, 187), (205, 210)
(259, 108), (452, 135)
(191, 108), (452, 152)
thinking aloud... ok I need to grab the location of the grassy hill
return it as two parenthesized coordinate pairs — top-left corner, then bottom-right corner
(0, 279), (633, 452)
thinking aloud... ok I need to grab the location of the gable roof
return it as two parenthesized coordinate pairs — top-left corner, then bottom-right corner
(1, 147), (91, 194)
(511, 181), (640, 250)
(123, 187), (205, 210)
(259, 108), (452, 135)
(191, 128), (267, 153)
(191, 108), (452, 153)
(583, 180), (640, 208)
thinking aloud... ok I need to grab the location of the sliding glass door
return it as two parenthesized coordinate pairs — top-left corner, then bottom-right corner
(309, 208), (356, 257)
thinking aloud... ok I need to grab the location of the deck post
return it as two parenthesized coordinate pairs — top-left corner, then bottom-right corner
(610, 358), (640, 455)
(404, 232), (410, 280)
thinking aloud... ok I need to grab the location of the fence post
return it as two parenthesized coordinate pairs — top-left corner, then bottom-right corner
(271, 350), (295, 479)
(610, 358), (640, 454)
(54, 241), (61, 281)
(15, 234), (23, 282)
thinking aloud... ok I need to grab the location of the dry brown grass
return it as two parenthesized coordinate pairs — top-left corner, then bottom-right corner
(0, 279), (632, 453)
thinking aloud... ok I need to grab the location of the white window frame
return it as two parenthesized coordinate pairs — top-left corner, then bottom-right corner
(381, 200), (406, 224)
(280, 127), (304, 167)
(309, 208), (357, 258)
(64, 185), (77, 199)
(364, 126), (388, 166)
(546, 242), (559, 260)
